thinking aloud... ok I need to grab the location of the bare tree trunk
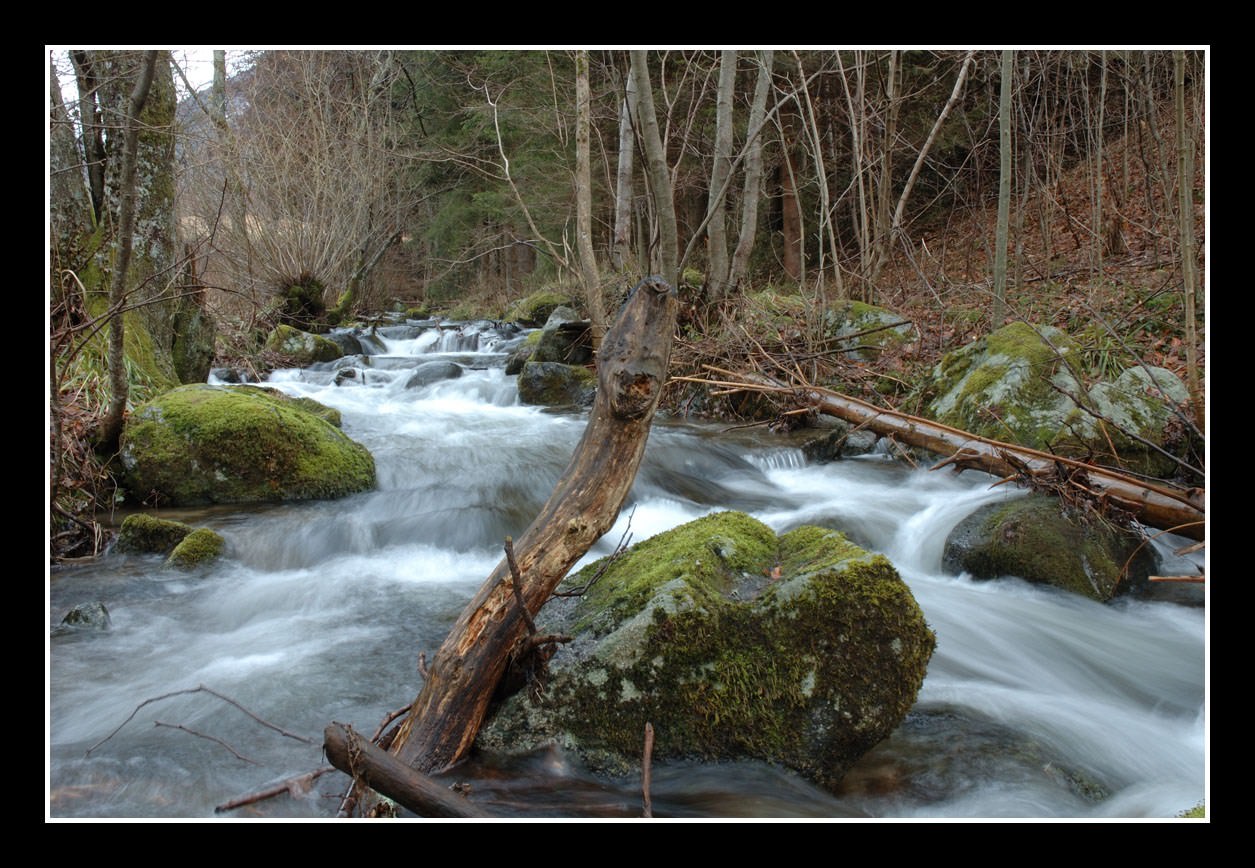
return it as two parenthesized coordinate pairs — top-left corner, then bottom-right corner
(992, 50), (1013, 328)
(71, 52), (107, 225)
(630, 52), (679, 289)
(705, 50), (737, 300)
(387, 278), (677, 774)
(866, 50), (899, 292)
(793, 51), (842, 300)
(730, 50), (773, 292)
(1174, 50), (1202, 432)
(97, 51), (158, 453)
(575, 51), (607, 344)
(211, 50), (227, 125)
(611, 68), (638, 272)
(1094, 51), (1107, 274)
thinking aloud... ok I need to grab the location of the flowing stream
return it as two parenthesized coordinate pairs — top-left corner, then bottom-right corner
(48, 320), (1207, 819)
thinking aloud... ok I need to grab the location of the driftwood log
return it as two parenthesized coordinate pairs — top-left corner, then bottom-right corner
(722, 371), (1204, 540)
(380, 276), (678, 775)
(323, 724), (488, 818)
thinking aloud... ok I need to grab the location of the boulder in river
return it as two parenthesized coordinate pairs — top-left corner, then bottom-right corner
(505, 290), (574, 327)
(165, 528), (225, 570)
(58, 601), (112, 632)
(942, 494), (1156, 601)
(404, 360), (465, 389)
(532, 307), (593, 366)
(517, 361), (596, 407)
(119, 384), (375, 506)
(264, 324), (343, 365)
(114, 514), (194, 555)
(478, 512), (935, 791)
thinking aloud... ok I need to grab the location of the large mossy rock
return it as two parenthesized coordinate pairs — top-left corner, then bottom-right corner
(264, 324), (343, 365)
(942, 494), (1155, 601)
(478, 512), (935, 791)
(517, 361), (596, 407)
(924, 323), (1193, 477)
(119, 384), (375, 506)
(504, 290), (573, 327)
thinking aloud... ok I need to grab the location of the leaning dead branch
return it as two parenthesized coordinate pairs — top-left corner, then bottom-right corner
(216, 767), (334, 813)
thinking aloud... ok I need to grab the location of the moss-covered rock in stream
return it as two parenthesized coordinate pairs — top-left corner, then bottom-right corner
(823, 300), (913, 361)
(504, 290), (573, 327)
(942, 494), (1156, 601)
(532, 307), (593, 366)
(505, 329), (542, 375)
(165, 527), (225, 570)
(119, 384), (375, 506)
(517, 361), (596, 407)
(478, 512), (935, 791)
(263, 324), (343, 366)
(114, 514), (194, 554)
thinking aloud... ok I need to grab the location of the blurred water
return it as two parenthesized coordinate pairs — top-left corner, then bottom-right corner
(48, 320), (1206, 818)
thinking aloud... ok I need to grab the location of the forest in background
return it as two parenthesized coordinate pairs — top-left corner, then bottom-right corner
(47, 48), (1208, 560)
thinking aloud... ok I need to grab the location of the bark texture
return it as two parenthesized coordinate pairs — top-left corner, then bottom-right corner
(387, 277), (679, 774)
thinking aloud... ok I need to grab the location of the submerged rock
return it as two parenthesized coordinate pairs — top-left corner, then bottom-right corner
(58, 601), (112, 632)
(114, 514), (194, 555)
(404, 360), (464, 389)
(119, 384), (375, 506)
(166, 528), (225, 570)
(264, 324), (343, 365)
(517, 361), (596, 407)
(942, 494), (1156, 601)
(478, 512), (934, 791)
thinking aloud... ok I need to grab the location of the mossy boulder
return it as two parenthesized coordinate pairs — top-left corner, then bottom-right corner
(119, 384), (375, 506)
(478, 512), (935, 791)
(517, 361), (596, 407)
(264, 324), (343, 365)
(1057, 366), (1195, 478)
(926, 323), (1195, 477)
(532, 307), (593, 366)
(504, 290), (574, 327)
(165, 528), (225, 570)
(823, 301), (912, 360)
(942, 494), (1156, 601)
(926, 322), (1082, 449)
(278, 278), (326, 329)
(114, 514), (194, 554)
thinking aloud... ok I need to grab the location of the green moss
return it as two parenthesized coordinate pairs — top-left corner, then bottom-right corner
(1178, 802), (1206, 819)
(114, 514), (193, 555)
(119, 384), (375, 506)
(165, 527), (225, 570)
(524, 329), (543, 347)
(485, 513), (934, 790)
(516, 362), (596, 407)
(504, 290), (573, 326)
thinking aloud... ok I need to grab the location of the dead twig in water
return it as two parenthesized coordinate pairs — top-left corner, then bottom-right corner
(216, 766), (334, 813)
(153, 720), (258, 765)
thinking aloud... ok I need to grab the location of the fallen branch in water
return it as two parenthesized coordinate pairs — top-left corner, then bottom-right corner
(216, 766), (334, 813)
(87, 683), (315, 756)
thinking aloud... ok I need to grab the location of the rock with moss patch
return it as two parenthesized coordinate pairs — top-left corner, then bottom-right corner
(505, 330), (542, 375)
(823, 301), (912, 361)
(517, 361), (596, 407)
(119, 384), (375, 506)
(165, 528), (225, 570)
(115, 514), (194, 554)
(505, 290), (573, 327)
(942, 494), (1156, 601)
(264, 324), (343, 365)
(478, 512), (934, 791)
(925, 324), (1194, 476)
(532, 307), (593, 366)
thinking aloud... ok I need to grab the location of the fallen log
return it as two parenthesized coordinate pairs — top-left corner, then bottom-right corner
(384, 276), (678, 776)
(724, 371), (1204, 541)
(323, 724), (489, 818)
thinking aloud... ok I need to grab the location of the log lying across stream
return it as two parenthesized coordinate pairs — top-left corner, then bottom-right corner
(717, 370), (1204, 541)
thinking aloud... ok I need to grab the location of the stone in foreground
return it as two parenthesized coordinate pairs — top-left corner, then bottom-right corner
(478, 512), (934, 791)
